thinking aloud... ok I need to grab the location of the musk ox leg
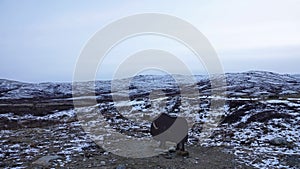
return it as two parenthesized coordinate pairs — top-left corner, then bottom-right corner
(176, 141), (185, 151)
(176, 143), (180, 150)
(176, 141), (189, 156)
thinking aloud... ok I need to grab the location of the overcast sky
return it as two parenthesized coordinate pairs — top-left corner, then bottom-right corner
(1, 0), (300, 82)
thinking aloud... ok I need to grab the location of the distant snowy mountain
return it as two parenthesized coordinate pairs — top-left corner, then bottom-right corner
(292, 74), (300, 80)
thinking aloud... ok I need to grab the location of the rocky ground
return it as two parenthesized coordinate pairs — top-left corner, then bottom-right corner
(0, 121), (250, 169)
(0, 71), (300, 168)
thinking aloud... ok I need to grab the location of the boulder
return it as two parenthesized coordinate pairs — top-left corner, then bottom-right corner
(269, 137), (288, 146)
(32, 155), (63, 167)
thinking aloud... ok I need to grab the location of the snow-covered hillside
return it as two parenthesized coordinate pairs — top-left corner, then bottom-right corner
(0, 71), (299, 168)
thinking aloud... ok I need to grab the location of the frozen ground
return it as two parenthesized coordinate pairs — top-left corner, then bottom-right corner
(0, 71), (299, 168)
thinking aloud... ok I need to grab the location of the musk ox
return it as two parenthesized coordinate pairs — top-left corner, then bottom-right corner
(150, 113), (188, 152)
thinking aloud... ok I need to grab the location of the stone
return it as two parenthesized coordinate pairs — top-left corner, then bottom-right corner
(168, 146), (176, 153)
(100, 161), (106, 166)
(269, 137), (288, 146)
(32, 155), (63, 167)
(116, 164), (126, 169)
